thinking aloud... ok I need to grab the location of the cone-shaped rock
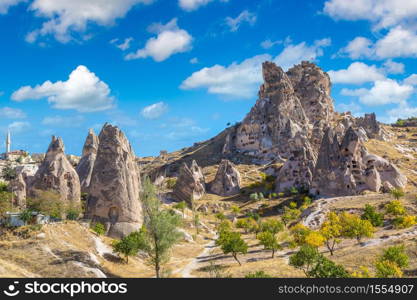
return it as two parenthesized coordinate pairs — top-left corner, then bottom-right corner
(173, 160), (205, 205)
(210, 160), (241, 196)
(29, 136), (81, 205)
(87, 124), (142, 238)
(76, 129), (99, 193)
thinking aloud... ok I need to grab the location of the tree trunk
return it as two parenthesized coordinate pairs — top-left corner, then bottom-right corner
(233, 254), (241, 266)
(272, 249), (275, 258)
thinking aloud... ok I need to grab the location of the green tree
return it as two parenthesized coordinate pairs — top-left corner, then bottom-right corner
(393, 215), (417, 229)
(137, 177), (183, 278)
(27, 190), (67, 219)
(19, 209), (34, 225)
(385, 200), (406, 216)
(231, 205), (241, 218)
(92, 222), (106, 235)
(289, 245), (348, 278)
(282, 206), (301, 226)
(112, 232), (141, 263)
(260, 219), (284, 235)
(192, 204), (200, 235)
(340, 212), (374, 243)
(307, 255), (349, 278)
(390, 188), (405, 201)
(257, 231), (281, 258)
(216, 231), (248, 266)
(289, 245), (320, 276)
(249, 193), (259, 202)
(379, 245), (409, 269)
(173, 201), (187, 218)
(375, 260), (403, 278)
(361, 204), (384, 227)
(320, 212), (342, 255)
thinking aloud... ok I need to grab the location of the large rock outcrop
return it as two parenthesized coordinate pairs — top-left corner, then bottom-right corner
(29, 136), (81, 206)
(76, 129), (99, 193)
(173, 160), (206, 205)
(86, 124), (142, 238)
(9, 165), (38, 208)
(210, 160), (241, 196)
(220, 60), (406, 195)
(311, 127), (407, 196)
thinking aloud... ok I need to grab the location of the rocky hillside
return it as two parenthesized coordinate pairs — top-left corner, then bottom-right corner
(141, 61), (409, 198)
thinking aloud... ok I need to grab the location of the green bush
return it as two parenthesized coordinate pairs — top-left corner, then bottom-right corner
(380, 245), (409, 268)
(245, 271), (272, 278)
(361, 204), (384, 227)
(92, 222), (106, 235)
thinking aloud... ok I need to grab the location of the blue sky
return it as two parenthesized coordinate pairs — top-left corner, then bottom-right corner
(0, 0), (417, 157)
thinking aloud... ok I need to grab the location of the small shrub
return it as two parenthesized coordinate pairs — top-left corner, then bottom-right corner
(361, 204), (384, 227)
(390, 188), (405, 201)
(380, 245), (409, 268)
(249, 193), (259, 201)
(385, 200), (406, 216)
(92, 222), (106, 235)
(166, 178), (177, 189)
(393, 215), (417, 229)
(245, 271), (272, 278)
(375, 260), (403, 278)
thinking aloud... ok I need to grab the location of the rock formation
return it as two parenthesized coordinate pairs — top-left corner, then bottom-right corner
(8, 164), (39, 208)
(311, 127), (407, 196)
(29, 136), (81, 206)
(173, 160), (205, 205)
(219, 60), (407, 195)
(86, 124), (142, 238)
(210, 160), (241, 196)
(76, 129), (99, 193)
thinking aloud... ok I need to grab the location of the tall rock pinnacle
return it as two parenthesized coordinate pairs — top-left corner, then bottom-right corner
(29, 136), (81, 206)
(76, 129), (99, 193)
(87, 124), (143, 238)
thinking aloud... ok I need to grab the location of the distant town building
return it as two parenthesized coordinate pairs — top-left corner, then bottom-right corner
(1, 131), (32, 162)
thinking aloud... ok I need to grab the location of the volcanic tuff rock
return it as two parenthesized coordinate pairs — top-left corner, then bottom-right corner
(86, 124), (142, 238)
(210, 159), (241, 196)
(76, 129), (99, 193)
(221, 61), (406, 195)
(9, 165), (39, 208)
(29, 136), (81, 205)
(311, 127), (407, 196)
(173, 160), (206, 205)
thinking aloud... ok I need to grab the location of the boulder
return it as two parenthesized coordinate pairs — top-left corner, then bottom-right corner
(29, 136), (81, 206)
(173, 160), (205, 205)
(210, 159), (241, 196)
(76, 129), (99, 193)
(86, 124), (142, 238)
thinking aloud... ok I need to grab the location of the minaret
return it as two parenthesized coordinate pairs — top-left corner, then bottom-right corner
(6, 130), (10, 153)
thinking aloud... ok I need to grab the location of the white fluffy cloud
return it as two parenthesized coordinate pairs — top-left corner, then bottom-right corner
(328, 62), (386, 85)
(181, 38), (330, 98)
(273, 38), (331, 70)
(0, 107), (26, 119)
(383, 59), (405, 74)
(8, 121), (30, 133)
(141, 102), (168, 119)
(374, 26), (417, 58)
(26, 0), (154, 43)
(323, 0), (417, 30)
(181, 54), (270, 98)
(338, 37), (374, 59)
(225, 10), (257, 32)
(404, 74), (417, 86)
(386, 102), (417, 123)
(125, 18), (192, 62)
(12, 65), (115, 112)
(42, 115), (85, 127)
(339, 27), (417, 59)
(178, 0), (228, 11)
(0, 0), (26, 14)
(341, 79), (414, 106)
(111, 37), (134, 51)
